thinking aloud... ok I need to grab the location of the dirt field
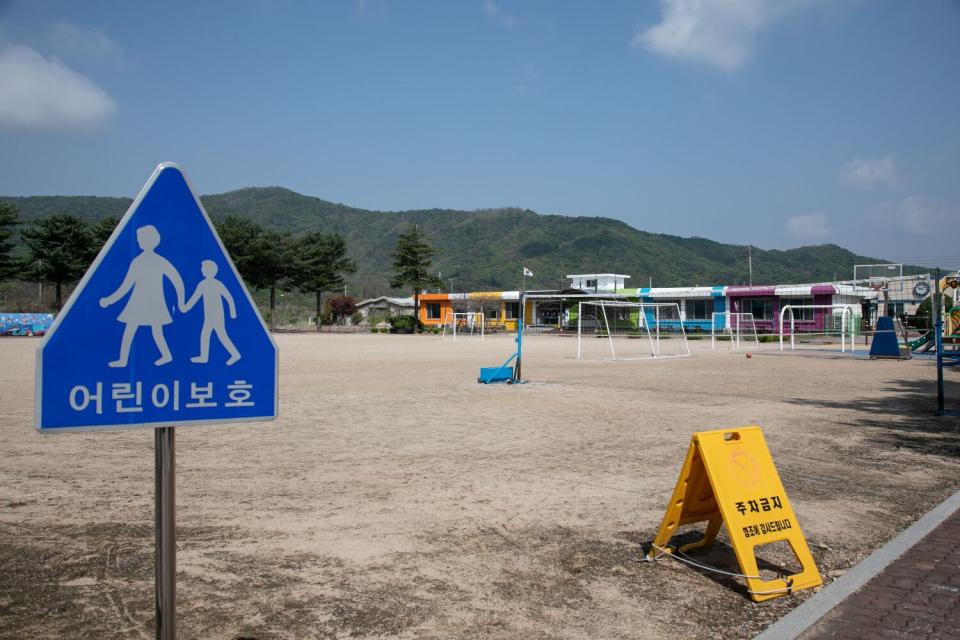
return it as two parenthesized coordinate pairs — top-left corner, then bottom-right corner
(1, 333), (958, 639)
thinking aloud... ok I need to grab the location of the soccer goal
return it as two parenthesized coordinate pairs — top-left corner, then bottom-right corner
(442, 311), (485, 341)
(779, 305), (855, 353)
(711, 312), (760, 351)
(576, 301), (690, 360)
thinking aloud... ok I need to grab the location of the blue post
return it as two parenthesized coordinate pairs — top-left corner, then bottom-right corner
(934, 270), (945, 415)
(514, 292), (524, 382)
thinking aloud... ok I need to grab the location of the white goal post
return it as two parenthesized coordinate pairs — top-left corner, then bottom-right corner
(711, 312), (760, 351)
(576, 301), (690, 361)
(778, 305), (855, 353)
(442, 311), (485, 341)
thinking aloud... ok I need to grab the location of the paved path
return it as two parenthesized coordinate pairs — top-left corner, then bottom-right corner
(755, 490), (960, 640)
(800, 508), (960, 639)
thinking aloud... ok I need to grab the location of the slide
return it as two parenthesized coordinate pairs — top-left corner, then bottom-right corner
(909, 332), (934, 352)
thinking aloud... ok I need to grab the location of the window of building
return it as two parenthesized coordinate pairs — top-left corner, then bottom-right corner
(485, 308), (499, 321)
(654, 299), (682, 319)
(505, 302), (520, 320)
(426, 303), (442, 319)
(748, 298), (776, 320)
(782, 297), (814, 321)
(685, 299), (714, 320)
(586, 279), (597, 289)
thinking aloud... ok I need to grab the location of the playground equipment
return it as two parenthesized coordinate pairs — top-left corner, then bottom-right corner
(910, 272), (960, 355)
(576, 301), (690, 361)
(710, 312), (759, 351)
(941, 273), (960, 340)
(932, 271), (959, 416)
(443, 311), (485, 341)
(868, 316), (911, 359)
(478, 295), (524, 384)
(778, 305), (855, 353)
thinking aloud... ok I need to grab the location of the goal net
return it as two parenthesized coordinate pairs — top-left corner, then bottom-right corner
(442, 312), (485, 341)
(711, 312), (760, 351)
(576, 301), (690, 360)
(779, 305), (856, 352)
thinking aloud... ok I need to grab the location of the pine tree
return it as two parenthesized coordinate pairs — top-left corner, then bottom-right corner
(292, 232), (356, 331)
(0, 202), (20, 283)
(250, 229), (296, 332)
(217, 215), (263, 284)
(217, 217), (295, 331)
(92, 215), (119, 248)
(21, 214), (97, 310)
(390, 225), (441, 333)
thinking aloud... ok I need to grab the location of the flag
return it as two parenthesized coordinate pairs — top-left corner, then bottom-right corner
(523, 267), (533, 277)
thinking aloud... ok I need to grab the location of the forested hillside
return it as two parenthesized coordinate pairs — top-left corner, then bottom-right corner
(2, 188), (926, 297)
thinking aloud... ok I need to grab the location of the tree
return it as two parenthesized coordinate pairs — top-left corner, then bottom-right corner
(217, 217), (294, 332)
(21, 214), (97, 310)
(0, 202), (20, 282)
(326, 295), (357, 324)
(92, 215), (119, 248)
(292, 232), (356, 332)
(390, 225), (441, 333)
(217, 215), (262, 283)
(250, 229), (296, 332)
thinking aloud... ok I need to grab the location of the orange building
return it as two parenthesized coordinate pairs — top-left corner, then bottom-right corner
(416, 292), (522, 331)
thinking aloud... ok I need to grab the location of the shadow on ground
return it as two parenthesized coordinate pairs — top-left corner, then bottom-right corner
(783, 376), (960, 457)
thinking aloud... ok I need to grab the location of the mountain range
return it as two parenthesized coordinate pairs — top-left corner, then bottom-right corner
(2, 188), (927, 298)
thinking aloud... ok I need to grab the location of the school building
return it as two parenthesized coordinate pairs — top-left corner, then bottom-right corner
(415, 273), (903, 334)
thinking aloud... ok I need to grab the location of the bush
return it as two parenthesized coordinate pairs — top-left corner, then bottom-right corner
(389, 315), (415, 333)
(370, 327), (379, 333)
(380, 327), (390, 333)
(367, 313), (389, 327)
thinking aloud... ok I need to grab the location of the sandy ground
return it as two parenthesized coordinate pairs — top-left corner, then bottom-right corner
(1, 333), (959, 639)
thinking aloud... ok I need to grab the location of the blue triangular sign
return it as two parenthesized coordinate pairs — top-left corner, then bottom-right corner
(36, 163), (278, 431)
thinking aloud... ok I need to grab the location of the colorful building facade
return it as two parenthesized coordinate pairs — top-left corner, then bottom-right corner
(413, 274), (876, 334)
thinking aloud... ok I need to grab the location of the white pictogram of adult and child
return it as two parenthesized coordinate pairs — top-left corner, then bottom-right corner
(99, 225), (241, 368)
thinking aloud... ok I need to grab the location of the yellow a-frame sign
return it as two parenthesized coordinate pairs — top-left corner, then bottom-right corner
(647, 426), (822, 602)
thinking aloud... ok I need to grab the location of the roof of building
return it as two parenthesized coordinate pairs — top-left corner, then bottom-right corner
(356, 296), (414, 308)
(566, 273), (631, 279)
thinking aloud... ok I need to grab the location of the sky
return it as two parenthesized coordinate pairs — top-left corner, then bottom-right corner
(1, 0), (958, 270)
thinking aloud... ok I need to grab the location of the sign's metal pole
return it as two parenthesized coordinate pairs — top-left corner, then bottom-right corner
(155, 426), (176, 640)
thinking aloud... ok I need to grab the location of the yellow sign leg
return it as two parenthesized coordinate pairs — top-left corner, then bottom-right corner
(647, 427), (822, 602)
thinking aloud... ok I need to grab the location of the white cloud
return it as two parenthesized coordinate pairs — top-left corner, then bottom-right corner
(786, 213), (831, 240)
(0, 45), (116, 131)
(46, 22), (123, 63)
(892, 196), (949, 235)
(484, 0), (518, 29)
(839, 155), (897, 189)
(633, 0), (813, 71)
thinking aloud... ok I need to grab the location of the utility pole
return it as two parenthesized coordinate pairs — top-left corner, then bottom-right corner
(748, 246), (753, 286)
(649, 276), (652, 288)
